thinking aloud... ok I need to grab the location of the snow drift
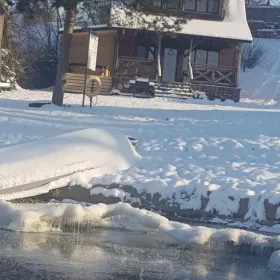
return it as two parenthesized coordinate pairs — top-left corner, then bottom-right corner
(0, 128), (140, 191)
(268, 251), (280, 272)
(1, 200), (280, 251)
(240, 38), (280, 101)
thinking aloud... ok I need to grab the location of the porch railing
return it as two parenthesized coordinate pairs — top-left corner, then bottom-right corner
(116, 56), (157, 79)
(189, 66), (238, 87)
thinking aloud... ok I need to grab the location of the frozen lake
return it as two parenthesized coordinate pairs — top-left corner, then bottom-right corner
(0, 229), (278, 280)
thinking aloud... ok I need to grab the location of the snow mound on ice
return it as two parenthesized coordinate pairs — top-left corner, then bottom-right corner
(268, 251), (280, 272)
(0, 128), (140, 190)
(2, 201), (280, 249)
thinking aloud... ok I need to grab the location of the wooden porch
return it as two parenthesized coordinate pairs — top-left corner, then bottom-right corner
(113, 29), (242, 98)
(67, 28), (242, 101)
(188, 66), (238, 86)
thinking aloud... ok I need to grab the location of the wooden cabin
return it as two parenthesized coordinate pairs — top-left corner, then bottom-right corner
(68, 0), (252, 101)
(247, 0), (280, 38)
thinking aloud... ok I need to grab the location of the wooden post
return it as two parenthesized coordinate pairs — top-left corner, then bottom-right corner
(187, 37), (194, 84)
(0, 0), (4, 81)
(157, 34), (163, 81)
(235, 42), (242, 87)
(177, 38), (185, 82)
(112, 31), (120, 77)
(82, 31), (90, 107)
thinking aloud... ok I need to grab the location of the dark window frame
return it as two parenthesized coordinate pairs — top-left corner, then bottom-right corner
(192, 49), (220, 67)
(135, 45), (157, 60)
(184, 0), (221, 15)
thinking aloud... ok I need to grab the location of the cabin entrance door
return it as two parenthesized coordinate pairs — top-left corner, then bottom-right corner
(162, 48), (178, 83)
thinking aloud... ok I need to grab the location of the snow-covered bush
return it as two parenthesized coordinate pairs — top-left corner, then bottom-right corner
(0, 49), (18, 90)
(268, 251), (280, 272)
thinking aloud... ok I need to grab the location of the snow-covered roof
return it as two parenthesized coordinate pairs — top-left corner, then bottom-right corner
(247, 5), (280, 9)
(110, 0), (252, 42)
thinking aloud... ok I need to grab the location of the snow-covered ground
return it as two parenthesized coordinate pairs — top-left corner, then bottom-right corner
(240, 38), (280, 101)
(0, 89), (280, 223)
(268, 251), (280, 272)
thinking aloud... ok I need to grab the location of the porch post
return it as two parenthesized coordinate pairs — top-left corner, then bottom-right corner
(187, 37), (194, 84)
(235, 42), (242, 87)
(112, 30), (120, 77)
(157, 34), (163, 81)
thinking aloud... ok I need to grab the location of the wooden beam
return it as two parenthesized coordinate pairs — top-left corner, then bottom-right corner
(235, 42), (242, 87)
(187, 37), (194, 84)
(112, 31), (120, 76)
(215, 71), (233, 84)
(157, 34), (163, 80)
(0, 0), (4, 80)
(184, 43), (199, 58)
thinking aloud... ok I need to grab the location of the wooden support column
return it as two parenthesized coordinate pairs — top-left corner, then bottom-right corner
(112, 30), (121, 77)
(235, 42), (242, 87)
(187, 37), (194, 84)
(177, 38), (185, 82)
(229, 41), (242, 87)
(157, 34), (163, 82)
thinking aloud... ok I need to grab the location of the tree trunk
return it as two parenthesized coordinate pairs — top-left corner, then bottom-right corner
(3, 6), (12, 50)
(0, 0), (5, 81)
(52, 7), (76, 106)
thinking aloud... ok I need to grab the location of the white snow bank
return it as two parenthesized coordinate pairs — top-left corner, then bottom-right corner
(0, 128), (140, 191)
(0, 82), (11, 89)
(268, 251), (280, 272)
(90, 187), (127, 200)
(240, 38), (280, 100)
(259, 224), (280, 235)
(2, 201), (280, 249)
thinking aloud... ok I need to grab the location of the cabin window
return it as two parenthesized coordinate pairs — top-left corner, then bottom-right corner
(185, 0), (220, 14)
(197, 0), (207, 13)
(184, 49), (219, 70)
(193, 49), (219, 67)
(195, 49), (208, 66)
(207, 51), (219, 66)
(165, 0), (181, 10)
(136, 45), (156, 60)
(153, 0), (162, 9)
(187, 0), (196, 10)
(136, 45), (147, 59)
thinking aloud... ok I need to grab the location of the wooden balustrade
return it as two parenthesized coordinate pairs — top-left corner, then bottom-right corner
(190, 66), (238, 86)
(116, 56), (157, 79)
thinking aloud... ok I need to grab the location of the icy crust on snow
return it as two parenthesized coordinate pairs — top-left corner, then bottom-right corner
(0, 128), (140, 190)
(1, 201), (280, 249)
(268, 251), (280, 272)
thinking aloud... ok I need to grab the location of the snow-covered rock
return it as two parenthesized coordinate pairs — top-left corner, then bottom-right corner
(268, 251), (280, 272)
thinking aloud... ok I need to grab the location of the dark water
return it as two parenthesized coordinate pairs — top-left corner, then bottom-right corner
(0, 229), (278, 280)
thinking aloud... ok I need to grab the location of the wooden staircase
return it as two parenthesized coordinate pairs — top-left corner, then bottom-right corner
(155, 82), (193, 98)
